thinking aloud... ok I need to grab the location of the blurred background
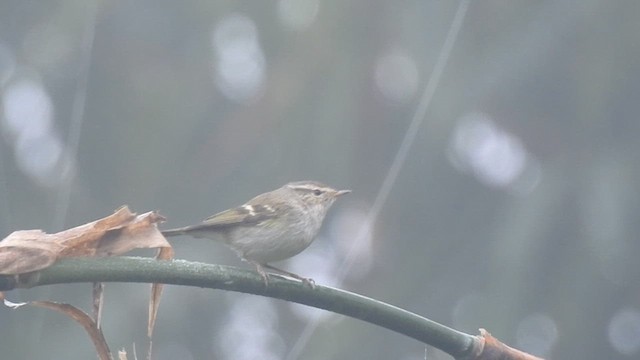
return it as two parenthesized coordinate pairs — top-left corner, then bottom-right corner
(1, 1), (639, 359)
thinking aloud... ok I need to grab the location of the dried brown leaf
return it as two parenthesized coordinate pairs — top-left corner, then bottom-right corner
(148, 246), (175, 337)
(93, 210), (169, 256)
(93, 282), (105, 328)
(0, 230), (63, 274)
(3, 297), (112, 360)
(57, 206), (138, 258)
(0, 206), (171, 275)
(0, 206), (174, 348)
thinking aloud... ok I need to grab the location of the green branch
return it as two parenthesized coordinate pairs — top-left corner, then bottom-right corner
(0, 257), (478, 358)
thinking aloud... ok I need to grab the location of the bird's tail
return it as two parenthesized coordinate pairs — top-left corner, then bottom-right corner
(161, 228), (188, 237)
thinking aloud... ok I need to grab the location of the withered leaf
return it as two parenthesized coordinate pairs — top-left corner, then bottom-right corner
(0, 206), (174, 341)
(0, 230), (63, 275)
(149, 246), (174, 338)
(3, 297), (112, 360)
(0, 206), (170, 275)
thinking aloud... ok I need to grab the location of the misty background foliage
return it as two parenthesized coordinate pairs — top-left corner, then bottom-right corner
(1, 1), (639, 359)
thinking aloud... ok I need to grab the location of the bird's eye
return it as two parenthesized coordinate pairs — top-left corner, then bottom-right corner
(313, 189), (323, 196)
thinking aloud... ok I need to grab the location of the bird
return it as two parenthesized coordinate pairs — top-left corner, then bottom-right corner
(162, 180), (350, 286)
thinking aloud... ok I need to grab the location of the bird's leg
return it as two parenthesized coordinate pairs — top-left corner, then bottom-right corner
(248, 261), (270, 286)
(263, 264), (316, 289)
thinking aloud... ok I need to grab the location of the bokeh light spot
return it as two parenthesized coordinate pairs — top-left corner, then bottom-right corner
(2, 77), (53, 141)
(448, 112), (540, 193)
(216, 296), (284, 360)
(1, 76), (72, 187)
(211, 13), (265, 104)
(374, 48), (419, 104)
(608, 307), (640, 355)
(15, 132), (63, 180)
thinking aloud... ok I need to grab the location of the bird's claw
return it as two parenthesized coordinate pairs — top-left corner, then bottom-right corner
(302, 277), (316, 289)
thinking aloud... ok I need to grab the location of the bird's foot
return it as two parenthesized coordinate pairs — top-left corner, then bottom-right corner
(252, 263), (270, 286)
(263, 264), (316, 289)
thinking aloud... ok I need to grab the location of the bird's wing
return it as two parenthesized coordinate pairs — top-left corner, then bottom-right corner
(201, 203), (277, 228)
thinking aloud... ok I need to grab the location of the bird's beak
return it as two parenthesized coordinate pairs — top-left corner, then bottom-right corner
(336, 189), (351, 196)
